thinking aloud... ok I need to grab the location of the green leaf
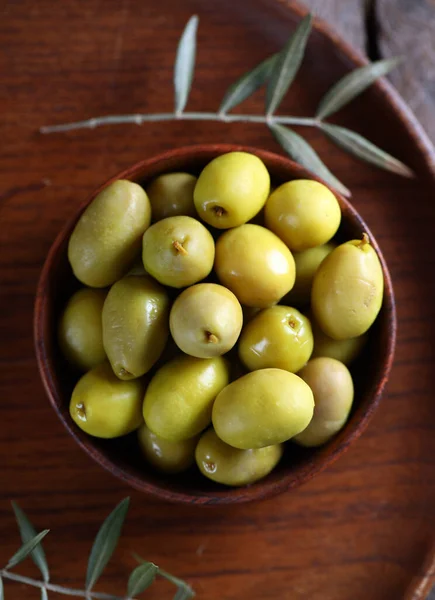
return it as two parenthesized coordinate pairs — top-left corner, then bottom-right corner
(6, 530), (50, 570)
(41, 588), (48, 600)
(320, 123), (414, 177)
(266, 13), (312, 115)
(316, 57), (402, 119)
(219, 53), (278, 114)
(0, 575), (3, 600)
(174, 15), (199, 113)
(86, 497), (130, 591)
(173, 584), (195, 600)
(269, 123), (350, 196)
(12, 502), (49, 582)
(127, 562), (158, 596)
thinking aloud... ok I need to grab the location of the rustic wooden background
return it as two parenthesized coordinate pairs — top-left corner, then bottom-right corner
(1, 0), (435, 599)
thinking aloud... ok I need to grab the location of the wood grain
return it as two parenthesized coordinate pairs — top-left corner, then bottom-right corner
(1, 0), (435, 599)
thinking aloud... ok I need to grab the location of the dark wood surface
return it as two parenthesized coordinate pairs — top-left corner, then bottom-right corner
(1, 0), (435, 598)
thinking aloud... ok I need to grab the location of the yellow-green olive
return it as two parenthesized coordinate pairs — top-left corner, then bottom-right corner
(137, 424), (197, 473)
(310, 313), (367, 365)
(146, 172), (197, 221)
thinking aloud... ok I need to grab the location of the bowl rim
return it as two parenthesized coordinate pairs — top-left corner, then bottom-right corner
(34, 143), (397, 505)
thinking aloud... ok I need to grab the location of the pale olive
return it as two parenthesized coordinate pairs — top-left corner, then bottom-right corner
(311, 234), (384, 340)
(70, 362), (144, 438)
(137, 424), (198, 474)
(68, 180), (151, 287)
(310, 313), (367, 365)
(143, 355), (230, 442)
(142, 216), (215, 288)
(58, 288), (106, 371)
(239, 306), (313, 373)
(102, 274), (169, 380)
(265, 180), (341, 251)
(293, 357), (354, 447)
(170, 283), (243, 358)
(215, 224), (296, 308)
(194, 152), (270, 229)
(212, 368), (314, 449)
(195, 428), (283, 487)
(146, 172), (197, 221)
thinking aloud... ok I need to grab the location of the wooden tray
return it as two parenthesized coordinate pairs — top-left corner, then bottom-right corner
(1, 0), (435, 598)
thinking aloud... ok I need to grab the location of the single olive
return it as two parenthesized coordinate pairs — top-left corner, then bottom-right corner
(311, 234), (384, 339)
(264, 180), (341, 251)
(310, 312), (367, 365)
(293, 357), (354, 447)
(102, 274), (169, 380)
(68, 180), (151, 287)
(143, 355), (230, 442)
(215, 224), (296, 308)
(69, 363), (144, 438)
(146, 172), (197, 221)
(142, 216), (215, 288)
(212, 368), (314, 449)
(195, 428), (283, 487)
(58, 288), (107, 371)
(170, 283), (243, 358)
(194, 152), (270, 228)
(137, 424), (198, 474)
(239, 306), (313, 373)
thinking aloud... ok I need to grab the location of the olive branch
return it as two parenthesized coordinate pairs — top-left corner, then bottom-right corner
(40, 13), (413, 197)
(0, 498), (194, 599)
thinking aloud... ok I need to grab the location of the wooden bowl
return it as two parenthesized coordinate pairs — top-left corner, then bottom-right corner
(34, 144), (396, 504)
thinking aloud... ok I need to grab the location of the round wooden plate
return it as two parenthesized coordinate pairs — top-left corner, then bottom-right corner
(1, 0), (435, 599)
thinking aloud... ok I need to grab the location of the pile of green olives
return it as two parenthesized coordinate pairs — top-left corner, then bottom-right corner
(61, 151), (384, 487)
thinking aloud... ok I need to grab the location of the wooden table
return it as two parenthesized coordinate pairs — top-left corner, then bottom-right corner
(1, 1), (435, 599)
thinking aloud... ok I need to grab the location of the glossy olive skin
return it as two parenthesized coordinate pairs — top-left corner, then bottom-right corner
(137, 424), (197, 474)
(146, 172), (197, 221)
(312, 235), (384, 340)
(142, 216), (215, 288)
(284, 242), (336, 307)
(265, 180), (341, 251)
(143, 355), (230, 442)
(194, 152), (270, 229)
(311, 314), (367, 365)
(293, 357), (354, 447)
(69, 362), (144, 438)
(170, 283), (243, 358)
(102, 274), (169, 380)
(68, 180), (151, 287)
(212, 368), (314, 449)
(195, 428), (283, 487)
(239, 306), (313, 373)
(58, 288), (106, 371)
(215, 224), (296, 308)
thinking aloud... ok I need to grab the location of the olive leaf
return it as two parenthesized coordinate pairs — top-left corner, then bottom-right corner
(6, 530), (50, 570)
(41, 588), (48, 600)
(12, 502), (49, 582)
(0, 575), (3, 600)
(269, 123), (350, 196)
(320, 123), (414, 177)
(316, 57), (402, 120)
(127, 562), (158, 597)
(266, 13), (312, 115)
(219, 53), (278, 114)
(86, 497), (130, 591)
(173, 584), (195, 600)
(174, 15), (199, 114)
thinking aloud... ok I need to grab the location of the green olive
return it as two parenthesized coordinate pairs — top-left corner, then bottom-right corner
(102, 274), (169, 380)
(238, 306), (313, 373)
(170, 283), (243, 358)
(58, 288), (106, 371)
(293, 357), (354, 447)
(195, 428), (283, 486)
(284, 242), (336, 307)
(142, 216), (215, 288)
(215, 224), (295, 308)
(68, 180), (151, 287)
(194, 152), (270, 228)
(143, 355), (230, 442)
(146, 172), (197, 221)
(265, 180), (341, 251)
(69, 363), (144, 438)
(311, 234), (384, 339)
(137, 424), (197, 473)
(212, 368), (314, 449)
(310, 313), (367, 365)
